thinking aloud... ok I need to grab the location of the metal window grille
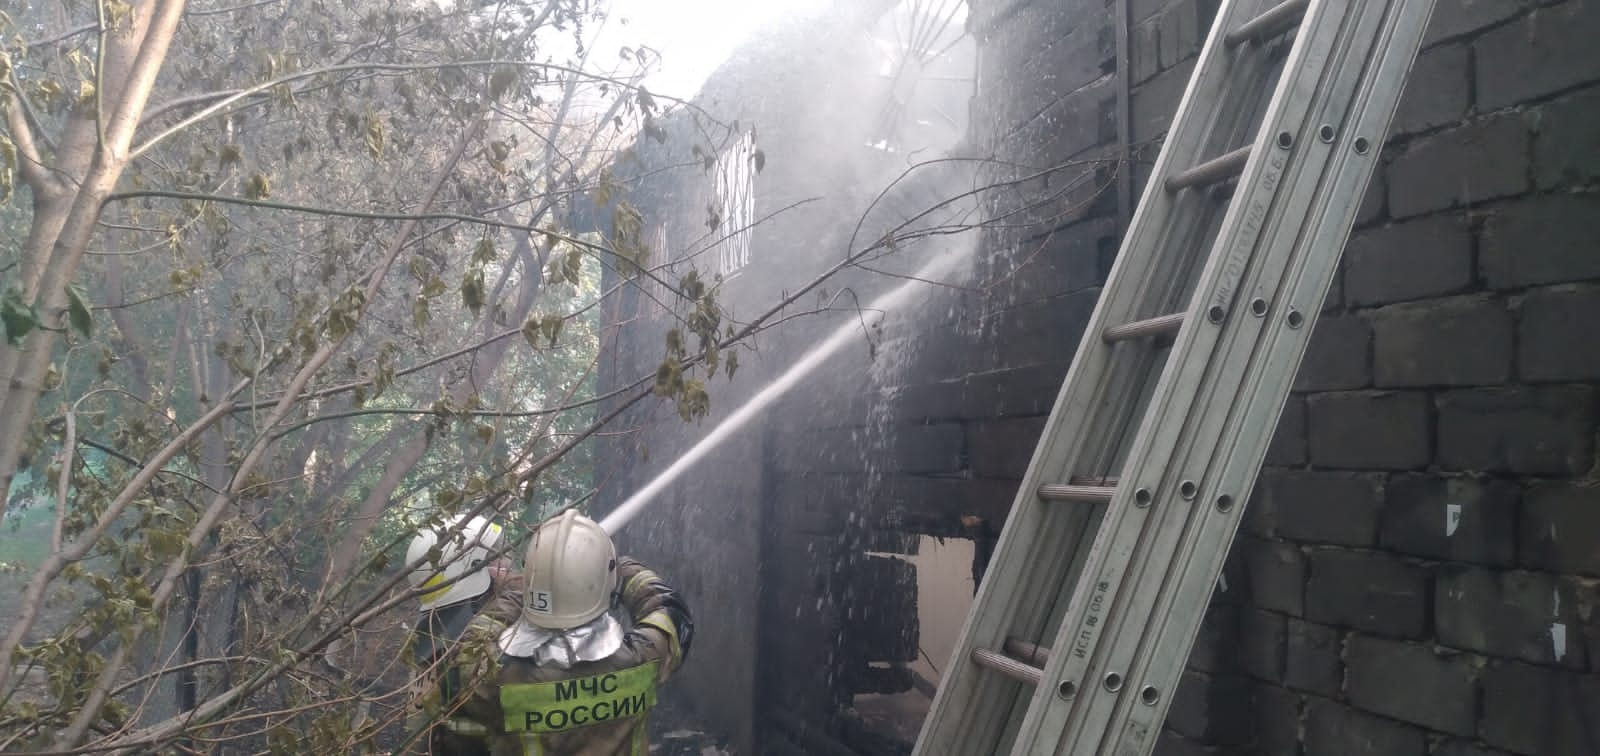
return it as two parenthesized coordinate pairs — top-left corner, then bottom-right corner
(714, 130), (757, 277)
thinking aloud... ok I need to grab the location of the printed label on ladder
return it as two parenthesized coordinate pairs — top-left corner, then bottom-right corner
(1072, 581), (1111, 660)
(1446, 504), (1462, 537)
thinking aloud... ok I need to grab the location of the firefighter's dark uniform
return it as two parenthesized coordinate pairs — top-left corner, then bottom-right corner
(404, 573), (525, 755)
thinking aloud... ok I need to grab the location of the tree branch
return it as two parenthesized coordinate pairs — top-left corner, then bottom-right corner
(3, 78), (56, 193)
(0, 385), (246, 694)
(103, 189), (607, 252)
(129, 58), (707, 160)
(58, 159), (1036, 748)
(54, 105), (490, 752)
(24, 0), (286, 53)
(99, 0), (192, 163)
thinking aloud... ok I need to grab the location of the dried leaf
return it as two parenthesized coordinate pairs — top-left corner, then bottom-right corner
(460, 267), (485, 316)
(1, 289), (39, 345)
(489, 68), (518, 101)
(562, 247), (583, 283)
(473, 238), (496, 264)
(412, 295), (430, 329)
(247, 173), (271, 200)
(643, 117), (666, 144)
(65, 283), (92, 338)
(521, 316), (541, 349)
(364, 115), (385, 159)
(541, 315), (563, 347)
(0, 133), (15, 203)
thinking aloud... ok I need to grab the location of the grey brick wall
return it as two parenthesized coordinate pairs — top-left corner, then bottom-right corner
(968, 0), (1600, 754)
(590, 0), (1600, 751)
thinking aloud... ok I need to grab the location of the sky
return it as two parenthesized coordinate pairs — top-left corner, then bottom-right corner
(585, 0), (835, 99)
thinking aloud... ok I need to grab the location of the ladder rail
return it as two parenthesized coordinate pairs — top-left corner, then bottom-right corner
(1024, 1), (1389, 750)
(1109, 4), (1435, 750)
(911, 0), (1437, 752)
(1106, 0), (1407, 734)
(989, 0), (1322, 748)
(913, 67), (1244, 756)
(910, 21), (1263, 751)
(914, 0), (1298, 751)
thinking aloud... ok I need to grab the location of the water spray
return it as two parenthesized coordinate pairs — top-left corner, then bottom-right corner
(598, 236), (975, 535)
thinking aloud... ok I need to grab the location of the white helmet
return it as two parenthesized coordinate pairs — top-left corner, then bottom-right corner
(406, 513), (505, 611)
(522, 510), (617, 629)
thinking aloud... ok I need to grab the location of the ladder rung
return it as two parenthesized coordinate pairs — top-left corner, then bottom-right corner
(1102, 312), (1184, 342)
(1165, 146), (1252, 191)
(1225, 0), (1310, 48)
(1038, 483), (1115, 503)
(914, 0), (1441, 749)
(1070, 474), (1120, 486)
(1068, 474), (1120, 486)
(1003, 637), (1052, 667)
(972, 646), (1042, 685)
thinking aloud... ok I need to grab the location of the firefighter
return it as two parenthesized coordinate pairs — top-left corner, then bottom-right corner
(480, 509), (694, 756)
(403, 513), (523, 755)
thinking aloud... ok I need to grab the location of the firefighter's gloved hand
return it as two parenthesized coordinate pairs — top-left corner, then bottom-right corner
(616, 556), (694, 658)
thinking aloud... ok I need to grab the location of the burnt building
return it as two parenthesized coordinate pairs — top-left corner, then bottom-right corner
(594, 1), (1600, 754)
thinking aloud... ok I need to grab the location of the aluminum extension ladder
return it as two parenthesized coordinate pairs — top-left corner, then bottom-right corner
(913, 1), (1437, 754)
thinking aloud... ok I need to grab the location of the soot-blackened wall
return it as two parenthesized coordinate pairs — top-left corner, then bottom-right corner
(595, 1), (1600, 754)
(966, 1), (1600, 755)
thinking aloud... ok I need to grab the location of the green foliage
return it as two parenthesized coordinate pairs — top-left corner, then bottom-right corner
(246, 173), (272, 200)
(645, 268), (731, 423)
(64, 284), (92, 339)
(545, 244), (586, 286)
(460, 265), (486, 316)
(102, 0), (135, 32)
(0, 0), (782, 748)
(521, 313), (565, 348)
(1, 286), (42, 345)
(323, 286), (367, 341)
(0, 132), (16, 203)
(611, 201), (646, 271)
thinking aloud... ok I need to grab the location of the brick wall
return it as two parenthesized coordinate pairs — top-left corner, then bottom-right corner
(1107, 1), (1600, 754)
(954, 0), (1600, 754)
(591, 0), (1600, 752)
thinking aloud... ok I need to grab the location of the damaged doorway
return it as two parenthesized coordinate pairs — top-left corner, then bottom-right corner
(849, 534), (979, 745)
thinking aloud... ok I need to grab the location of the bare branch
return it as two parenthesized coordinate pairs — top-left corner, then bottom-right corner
(135, 88), (245, 125)
(129, 58), (708, 160)
(3, 76), (57, 193)
(23, 22), (99, 51)
(103, 189), (611, 254)
(93, 0), (193, 165)
(0, 384), (247, 693)
(53, 107), (491, 750)
(51, 408), (74, 554)
(24, 0), (286, 53)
